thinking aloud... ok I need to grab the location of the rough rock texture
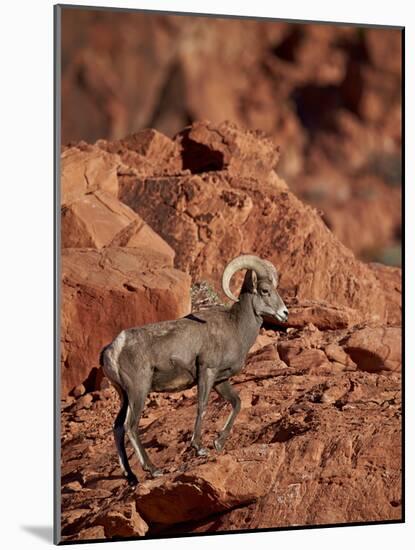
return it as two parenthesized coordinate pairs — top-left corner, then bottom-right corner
(61, 146), (121, 207)
(369, 263), (402, 326)
(175, 120), (280, 178)
(96, 129), (183, 177)
(61, 13), (402, 263)
(341, 326), (401, 373)
(61, 247), (191, 396)
(60, 133), (187, 397)
(119, 121), (390, 324)
(61, 189), (174, 258)
(282, 299), (361, 330)
(136, 444), (281, 525)
(60, 324), (401, 541)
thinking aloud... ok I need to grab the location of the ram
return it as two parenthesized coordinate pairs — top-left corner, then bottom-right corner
(100, 254), (288, 486)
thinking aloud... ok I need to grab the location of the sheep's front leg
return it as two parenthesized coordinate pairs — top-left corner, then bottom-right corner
(213, 380), (241, 452)
(190, 365), (216, 456)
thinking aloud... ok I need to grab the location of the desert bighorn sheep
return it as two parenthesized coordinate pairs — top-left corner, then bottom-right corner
(100, 254), (288, 486)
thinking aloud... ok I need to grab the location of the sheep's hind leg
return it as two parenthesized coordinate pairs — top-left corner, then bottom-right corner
(124, 385), (163, 479)
(113, 386), (138, 487)
(213, 380), (241, 452)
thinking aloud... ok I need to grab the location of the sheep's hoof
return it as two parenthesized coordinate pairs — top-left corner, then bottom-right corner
(214, 438), (225, 452)
(126, 473), (138, 487)
(150, 468), (164, 478)
(197, 447), (209, 457)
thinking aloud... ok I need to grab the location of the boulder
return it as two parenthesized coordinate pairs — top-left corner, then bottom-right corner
(283, 299), (361, 330)
(96, 128), (183, 177)
(61, 146), (120, 206)
(94, 503), (148, 538)
(174, 120), (280, 178)
(341, 326), (401, 373)
(135, 444), (282, 525)
(61, 190), (174, 260)
(61, 247), (191, 396)
(119, 170), (254, 285)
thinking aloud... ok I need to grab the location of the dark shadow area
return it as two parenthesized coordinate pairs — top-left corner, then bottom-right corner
(291, 84), (342, 133)
(184, 313), (208, 323)
(291, 32), (370, 134)
(343, 348), (384, 373)
(179, 128), (225, 174)
(83, 365), (103, 393)
(271, 25), (303, 62)
(61, 470), (84, 486)
(261, 319), (288, 332)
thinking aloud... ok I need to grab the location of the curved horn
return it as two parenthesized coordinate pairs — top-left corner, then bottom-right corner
(221, 254), (272, 302)
(262, 259), (279, 287)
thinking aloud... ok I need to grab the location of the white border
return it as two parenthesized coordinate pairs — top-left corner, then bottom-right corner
(1, 1), (412, 548)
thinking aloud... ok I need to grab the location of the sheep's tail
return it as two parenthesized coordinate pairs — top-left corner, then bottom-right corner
(99, 344), (110, 367)
(99, 331), (126, 388)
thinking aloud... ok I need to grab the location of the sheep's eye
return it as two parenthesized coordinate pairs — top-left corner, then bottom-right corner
(261, 288), (270, 296)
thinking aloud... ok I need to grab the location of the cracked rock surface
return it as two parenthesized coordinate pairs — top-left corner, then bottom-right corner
(60, 324), (401, 541)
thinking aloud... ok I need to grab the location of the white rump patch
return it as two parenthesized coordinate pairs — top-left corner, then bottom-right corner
(103, 330), (126, 384)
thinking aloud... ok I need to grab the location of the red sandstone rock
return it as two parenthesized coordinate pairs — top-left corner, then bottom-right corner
(341, 326), (401, 373)
(74, 394), (93, 411)
(119, 124), (390, 324)
(174, 120), (280, 178)
(96, 128), (183, 176)
(72, 525), (106, 541)
(289, 169), (401, 261)
(61, 11), (182, 143)
(61, 247), (191, 396)
(364, 28), (402, 78)
(324, 343), (356, 369)
(277, 327), (358, 375)
(249, 331), (277, 354)
(369, 262), (402, 326)
(57, 110), (401, 540)
(72, 384), (86, 398)
(61, 14), (402, 265)
(283, 300), (361, 330)
(94, 502), (148, 537)
(61, 146), (120, 206)
(61, 190), (175, 260)
(135, 444), (281, 525)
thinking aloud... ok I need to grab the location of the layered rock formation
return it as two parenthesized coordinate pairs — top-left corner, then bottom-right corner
(61, 12), (402, 263)
(60, 142), (191, 396)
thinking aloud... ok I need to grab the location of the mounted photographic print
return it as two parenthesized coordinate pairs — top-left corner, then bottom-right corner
(54, 3), (404, 544)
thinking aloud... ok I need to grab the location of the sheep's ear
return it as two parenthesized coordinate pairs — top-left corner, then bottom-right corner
(251, 270), (258, 294)
(241, 269), (258, 295)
